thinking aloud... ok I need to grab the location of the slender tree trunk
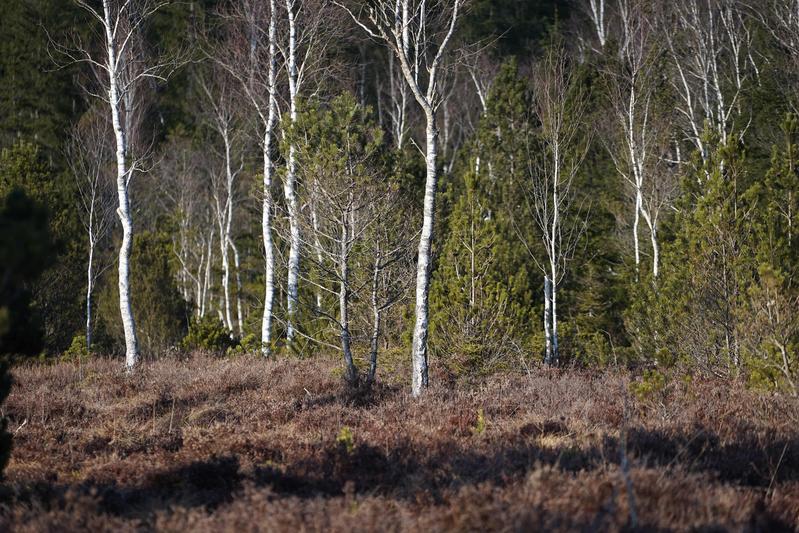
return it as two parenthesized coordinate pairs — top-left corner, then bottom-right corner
(262, 130), (276, 352)
(551, 260), (559, 364)
(411, 112), (438, 396)
(196, 244), (204, 317)
(86, 241), (94, 350)
(340, 212), (357, 384)
(232, 240), (244, 337)
(633, 190), (641, 274)
(201, 228), (214, 318)
(368, 245), (381, 384)
(641, 208), (659, 278)
(549, 141), (560, 365)
(219, 233), (233, 331)
(260, 0), (278, 356)
(544, 275), (552, 364)
(103, 0), (139, 369)
(284, 0), (301, 344)
(311, 185), (324, 310)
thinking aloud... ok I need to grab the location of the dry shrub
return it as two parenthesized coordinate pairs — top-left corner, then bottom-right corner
(0, 354), (797, 531)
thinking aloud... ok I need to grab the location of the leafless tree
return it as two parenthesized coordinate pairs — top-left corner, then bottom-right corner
(66, 106), (117, 351)
(525, 45), (590, 365)
(604, 0), (678, 278)
(662, 0), (757, 165)
(337, 0), (465, 396)
(197, 67), (245, 336)
(147, 135), (216, 318)
(213, 0), (282, 354)
(61, 0), (177, 369)
(292, 97), (387, 385)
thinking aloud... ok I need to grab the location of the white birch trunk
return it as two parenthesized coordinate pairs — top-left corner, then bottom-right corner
(341, 0), (462, 396)
(219, 232), (233, 331)
(103, 0), (139, 369)
(633, 189), (642, 274)
(232, 240), (244, 337)
(261, 0), (278, 356)
(641, 208), (659, 278)
(410, 114), (437, 395)
(201, 228), (214, 318)
(311, 186), (324, 310)
(368, 244), (381, 384)
(339, 211), (357, 384)
(550, 142), (560, 365)
(543, 275), (552, 364)
(284, 0), (301, 344)
(86, 239), (95, 349)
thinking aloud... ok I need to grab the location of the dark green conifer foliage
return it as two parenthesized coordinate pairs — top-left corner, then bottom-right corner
(739, 115), (799, 390)
(0, 0), (83, 157)
(0, 142), (84, 353)
(99, 232), (188, 357)
(0, 186), (55, 479)
(431, 61), (536, 375)
(627, 134), (756, 375)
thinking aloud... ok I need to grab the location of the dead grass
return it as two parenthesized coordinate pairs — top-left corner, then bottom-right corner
(0, 354), (797, 531)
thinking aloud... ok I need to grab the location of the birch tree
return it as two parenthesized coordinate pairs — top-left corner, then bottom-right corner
(605, 1), (676, 278)
(526, 46), (589, 365)
(197, 68), (244, 335)
(662, 0), (756, 164)
(67, 0), (174, 369)
(587, 0), (609, 50)
(278, 0), (330, 345)
(214, 0), (281, 354)
(149, 135), (215, 318)
(67, 108), (116, 351)
(338, 0), (465, 396)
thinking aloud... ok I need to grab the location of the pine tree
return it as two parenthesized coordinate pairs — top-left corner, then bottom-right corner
(0, 142), (83, 353)
(740, 114), (799, 391)
(0, 0), (83, 157)
(98, 232), (188, 356)
(431, 60), (536, 375)
(627, 134), (756, 376)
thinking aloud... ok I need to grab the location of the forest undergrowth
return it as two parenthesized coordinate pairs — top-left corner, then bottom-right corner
(1, 354), (798, 532)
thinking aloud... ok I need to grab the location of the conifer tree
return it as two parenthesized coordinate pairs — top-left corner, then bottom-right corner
(431, 60), (536, 374)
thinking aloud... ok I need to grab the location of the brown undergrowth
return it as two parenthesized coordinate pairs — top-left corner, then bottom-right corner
(0, 354), (798, 531)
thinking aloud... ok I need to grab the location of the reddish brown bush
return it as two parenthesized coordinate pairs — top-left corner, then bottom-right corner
(0, 355), (797, 531)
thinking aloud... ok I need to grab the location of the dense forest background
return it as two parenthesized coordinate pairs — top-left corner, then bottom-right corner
(1, 0), (797, 394)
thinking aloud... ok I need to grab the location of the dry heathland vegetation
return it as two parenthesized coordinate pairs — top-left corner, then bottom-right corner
(0, 354), (798, 531)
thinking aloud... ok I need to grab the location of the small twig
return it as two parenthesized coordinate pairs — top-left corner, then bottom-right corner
(168, 397), (176, 434)
(767, 442), (789, 496)
(13, 419), (28, 435)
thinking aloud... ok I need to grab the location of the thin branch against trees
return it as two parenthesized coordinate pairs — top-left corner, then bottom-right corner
(66, 106), (116, 351)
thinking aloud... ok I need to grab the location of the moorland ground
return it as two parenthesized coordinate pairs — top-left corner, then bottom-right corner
(0, 354), (798, 531)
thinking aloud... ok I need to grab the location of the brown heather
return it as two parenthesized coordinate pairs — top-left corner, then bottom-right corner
(0, 354), (797, 532)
